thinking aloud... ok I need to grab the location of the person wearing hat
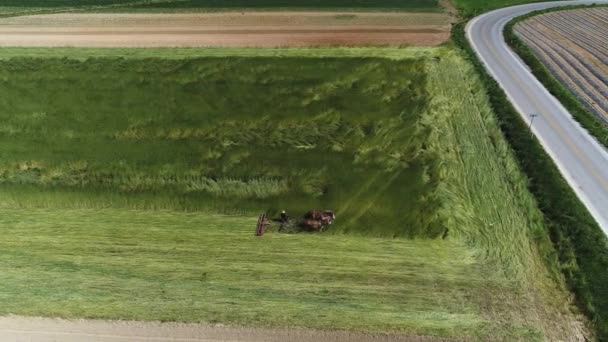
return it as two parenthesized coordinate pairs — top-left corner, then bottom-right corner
(280, 210), (289, 223)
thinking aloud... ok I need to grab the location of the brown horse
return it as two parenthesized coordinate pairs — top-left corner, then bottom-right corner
(301, 210), (335, 231)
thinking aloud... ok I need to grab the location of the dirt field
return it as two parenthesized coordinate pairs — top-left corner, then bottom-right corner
(0, 316), (457, 342)
(0, 12), (451, 47)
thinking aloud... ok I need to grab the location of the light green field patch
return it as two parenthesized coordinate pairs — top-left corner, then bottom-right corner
(0, 208), (485, 336)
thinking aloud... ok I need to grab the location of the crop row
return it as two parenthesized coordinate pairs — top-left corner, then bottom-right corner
(514, 8), (608, 124)
(516, 24), (608, 117)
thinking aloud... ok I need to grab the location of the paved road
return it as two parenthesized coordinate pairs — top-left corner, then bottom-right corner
(466, 0), (608, 235)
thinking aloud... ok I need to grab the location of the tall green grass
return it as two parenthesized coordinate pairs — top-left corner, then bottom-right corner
(0, 0), (440, 15)
(453, 21), (608, 339)
(424, 49), (583, 339)
(0, 0), (174, 18)
(0, 56), (438, 237)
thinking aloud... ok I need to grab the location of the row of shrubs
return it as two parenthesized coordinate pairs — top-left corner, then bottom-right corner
(453, 21), (608, 340)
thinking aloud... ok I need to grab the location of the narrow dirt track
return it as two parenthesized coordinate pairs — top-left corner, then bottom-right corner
(0, 12), (451, 47)
(0, 316), (455, 342)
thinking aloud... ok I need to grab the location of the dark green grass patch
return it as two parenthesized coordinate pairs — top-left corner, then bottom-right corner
(110, 0), (440, 12)
(0, 0), (440, 14)
(452, 0), (552, 18)
(0, 56), (438, 237)
(0, 0), (148, 18)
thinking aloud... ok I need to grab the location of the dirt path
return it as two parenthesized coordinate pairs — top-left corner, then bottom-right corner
(0, 316), (456, 342)
(0, 12), (451, 47)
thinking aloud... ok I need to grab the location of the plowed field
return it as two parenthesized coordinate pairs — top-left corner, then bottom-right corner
(515, 8), (608, 124)
(0, 12), (451, 47)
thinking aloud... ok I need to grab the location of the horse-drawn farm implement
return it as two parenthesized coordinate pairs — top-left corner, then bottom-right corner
(255, 210), (335, 236)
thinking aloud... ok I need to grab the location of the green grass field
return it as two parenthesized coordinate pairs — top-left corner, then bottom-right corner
(0, 208), (485, 335)
(452, 0), (554, 17)
(0, 0), (441, 16)
(106, 0), (440, 12)
(0, 0), (144, 17)
(0, 0), (126, 6)
(0, 47), (586, 340)
(0, 55), (435, 237)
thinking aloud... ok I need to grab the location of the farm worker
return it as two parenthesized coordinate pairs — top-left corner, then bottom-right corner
(280, 210), (289, 223)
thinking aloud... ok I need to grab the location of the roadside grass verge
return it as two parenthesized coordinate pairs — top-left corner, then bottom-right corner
(454, 21), (608, 340)
(451, 0), (551, 18)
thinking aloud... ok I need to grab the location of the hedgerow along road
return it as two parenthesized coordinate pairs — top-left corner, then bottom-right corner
(466, 0), (608, 235)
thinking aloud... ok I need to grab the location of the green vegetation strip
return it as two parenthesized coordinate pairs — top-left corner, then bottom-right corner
(0, 0), (164, 18)
(92, 0), (441, 13)
(0, 0), (440, 15)
(454, 22), (608, 340)
(0, 46), (583, 339)
(451, 0), (549, 18)
(0, 47), (434, 60)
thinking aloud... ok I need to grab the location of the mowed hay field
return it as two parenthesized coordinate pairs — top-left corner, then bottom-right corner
(0, 47), (589, 340)
(514, 7), (608, 125)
